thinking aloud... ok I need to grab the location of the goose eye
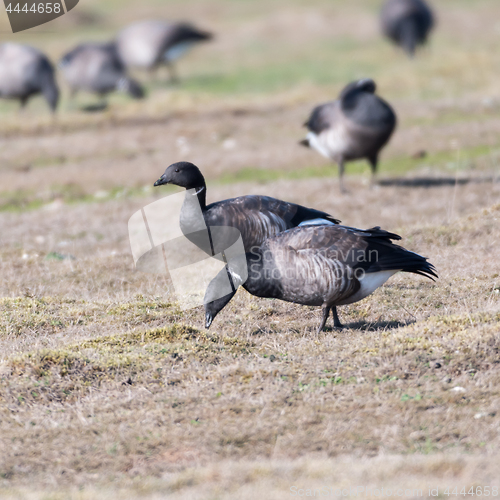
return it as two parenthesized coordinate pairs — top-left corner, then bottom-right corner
(175, 169), (180, 172)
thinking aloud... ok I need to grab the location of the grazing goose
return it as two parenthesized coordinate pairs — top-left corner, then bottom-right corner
(59, 43), (144, 103)
(154, 161), (340, 254)
(115, 20), (213, 83)
(0, 43), (59, 112)
(204, 224), (437, 332)
(301, 79), (396, 193)
(381, 0), (434, 58)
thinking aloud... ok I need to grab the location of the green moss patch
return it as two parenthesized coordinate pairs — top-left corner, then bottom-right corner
(1, 323), (255, 404)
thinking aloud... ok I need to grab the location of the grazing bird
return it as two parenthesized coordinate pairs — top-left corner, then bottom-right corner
(115, 20), (213, 83)
(204, 224), (437, 332)
(381, 0), (434, 58)
(0, 43), (59, 112)
(300, 79), (396, 193)
(153, 161), (340, 255)
(59, 43), (144, 104)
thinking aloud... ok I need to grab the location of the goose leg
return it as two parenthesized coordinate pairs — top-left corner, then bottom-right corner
(19, 96), (29, 113)
(68, 88), (78, 111)
(332, 306), (343, 329)
(95, 93), (108, 112)
(317, 306), (330, 333)
(369, 155), (378, 189)
(148, 67), (157, 83)
(338, 159), (347, 194)
(166, 61), (179, 84)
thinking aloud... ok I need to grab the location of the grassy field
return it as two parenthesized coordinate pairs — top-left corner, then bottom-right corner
(1, 0), (500, 498)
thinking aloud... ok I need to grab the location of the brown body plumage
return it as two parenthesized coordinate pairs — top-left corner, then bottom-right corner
(204, 225), (437, 332)
(301, 79), (396, 193)
(59, 43), (144, 101)
(116, 20), (213, 82)
(381, 0), (434, 57)
(0, 43), (59, 112)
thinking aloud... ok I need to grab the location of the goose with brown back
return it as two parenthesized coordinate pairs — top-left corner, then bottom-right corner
(204, 224), (437, 332)
(0, 43), (59, 112)
(59, 43), (144, 103)
(381, 0), (434, 58)
(154, 162), (340, 255)
(301, 79), (396, 193)
(116, 20), (213, 83)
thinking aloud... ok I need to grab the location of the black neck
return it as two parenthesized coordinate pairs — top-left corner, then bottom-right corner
(243, 251), (282, 298)
(399, 18), (418, 57)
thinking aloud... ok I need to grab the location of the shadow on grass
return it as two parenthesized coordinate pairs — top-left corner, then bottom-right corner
(377, 176), (496, 188)
(250, 326), (295, 337)
(249, 319), (412, 336)
(323, 319), (414, 333)
(81, 103), (108, 113)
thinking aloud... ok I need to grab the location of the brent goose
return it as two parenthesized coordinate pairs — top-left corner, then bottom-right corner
(59, 43), (144, 102)
(301, 79), (396, 193)
(381, 0), (434, 58)
(0, 43), (59, 112)
(154, 161), (340, 254)
(115, 20), (213, 83)
(204, 224), (437, 332)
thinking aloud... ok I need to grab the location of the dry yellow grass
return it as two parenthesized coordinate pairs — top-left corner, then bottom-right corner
(1, 187), (499, 498)
(1, 0), (500, 498)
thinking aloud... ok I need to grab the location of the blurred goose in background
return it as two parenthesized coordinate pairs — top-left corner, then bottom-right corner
(381, 0), (434, 57)
(0, 43), (59, 112)
(154, 161), (340, 254)
(115, 20), (213, 83)
(204, 225), (437, 332)
(301, 79), (396, 193)
(59, 43), (144, 106)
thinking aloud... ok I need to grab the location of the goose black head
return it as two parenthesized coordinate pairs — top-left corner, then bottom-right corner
(117, 77), (145, 99)
(339, 78), (377, 100)
(204, 266), (240, 328)
(42, 77), (59, 112)
(204, 291), (236, 329)
(174, 23), (214, 43)
(39, 58), (59, 112)
(154, 161), (206, 189)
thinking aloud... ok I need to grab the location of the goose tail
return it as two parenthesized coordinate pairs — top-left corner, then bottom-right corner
(362, 227), (438, 281)
(117, 77), (145, 99)
(399, 17), (419, 57)
(378, 248), (438, 281)
(400, 253), (438, 281)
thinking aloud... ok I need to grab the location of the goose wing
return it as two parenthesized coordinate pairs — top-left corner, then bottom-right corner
(163, 23), (213, 48)
(268, 244), (360, 306)
(266, 225), (437, 280)
(60, 44), (125, 92)
(342, 94), (397, 133)
(304, 101), (339, 134)
(381, 0), (434, 42)
(204, 195), (339, 251)
(0, 44), (44, 95)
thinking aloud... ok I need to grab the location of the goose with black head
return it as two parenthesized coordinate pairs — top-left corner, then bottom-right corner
(116, 20), (213, 83)
(59, 43), (144, 103)
(204, 224), (437, 332)
(0, 43), (59, 112)
(154, 161), (340, 255)
(301, 79), (396, 193)
(381, 0), (434, 58)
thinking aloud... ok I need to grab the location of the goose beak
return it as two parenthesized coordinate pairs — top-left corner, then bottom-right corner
(154, 174), (168, 187)
(205, 312), (213, 329)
